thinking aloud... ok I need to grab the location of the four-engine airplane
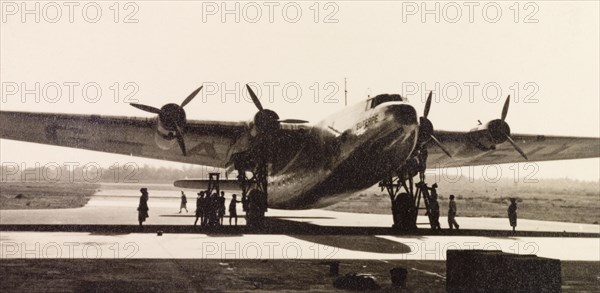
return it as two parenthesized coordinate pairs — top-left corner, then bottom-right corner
(1, 85), (599, 212)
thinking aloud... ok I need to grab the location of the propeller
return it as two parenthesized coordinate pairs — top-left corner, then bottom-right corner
(130, 103), (161, 114)
(129, 86), (204, 156)
(279, 119), (309, 124)
(505, 134), (528, 160)
(418, 91), (452, 158)
(496, 95), (528, 160)
(501, 95), (510, 122)
(175, 125), (187, 156)
(180, 86), (204, 108)
(245, 84), (308, 133)
(246, 84), (264, 111)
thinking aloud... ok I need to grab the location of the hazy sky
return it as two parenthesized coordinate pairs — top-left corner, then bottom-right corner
(1, 1), (599, 180)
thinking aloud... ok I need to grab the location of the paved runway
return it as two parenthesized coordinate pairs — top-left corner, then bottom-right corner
(1, 185), (599, 261)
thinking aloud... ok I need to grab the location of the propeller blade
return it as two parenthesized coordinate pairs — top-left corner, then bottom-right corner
(424, 91), (433, 118)
(246, 84), (263, 111)
(130, 103), (161, 114)
(278, 119), (309, 124)
(180, 86), (203, 108)
(175, 125), (187, 156)
(505, 134), (528, 160)
(501, 95), (511, 122)
(429, 134), (452, 158)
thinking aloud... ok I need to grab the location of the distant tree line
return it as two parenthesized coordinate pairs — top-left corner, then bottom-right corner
(1, 163), (597, 191)
(0, 163), (230, 183)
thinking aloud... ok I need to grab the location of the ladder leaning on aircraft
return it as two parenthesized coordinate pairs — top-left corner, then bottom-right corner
(228, 85), (310, 226)
(129, 84), (310, 226)
(379, 92), (529, 231)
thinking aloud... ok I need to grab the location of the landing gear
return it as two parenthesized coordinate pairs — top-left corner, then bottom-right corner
(379, 163), (436, 231)
(237, 162), (268, 227)
(380, 91), (453, 231)
(380, 170), (419, 231)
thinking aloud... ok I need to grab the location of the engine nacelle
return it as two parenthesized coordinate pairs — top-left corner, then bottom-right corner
(154, 131), (177, 150)
(154, 119), (178, 150)
(153, 103), (186, 150)
(129, 86), (203, 156)
(253, 109), (280, 135)
(468, 119), (511, 150)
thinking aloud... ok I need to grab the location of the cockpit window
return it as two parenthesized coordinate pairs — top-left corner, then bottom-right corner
(369, 94), (405, 109)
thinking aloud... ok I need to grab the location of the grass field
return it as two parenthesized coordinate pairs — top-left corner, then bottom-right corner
(325, 178), (600, 224)
(1, 178), (599, 224)
(0, 182), (99, 210)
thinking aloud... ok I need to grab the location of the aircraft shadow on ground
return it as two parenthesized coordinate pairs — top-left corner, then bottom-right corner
(1, 217), (597, 240)
(292, 234), (411, 254)
(264, 216), (336, 220)
(261, 218), (411, 254)
(157, 215), (336, 220)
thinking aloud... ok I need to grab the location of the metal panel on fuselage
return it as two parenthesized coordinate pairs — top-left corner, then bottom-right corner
(266, 101), (419, 209)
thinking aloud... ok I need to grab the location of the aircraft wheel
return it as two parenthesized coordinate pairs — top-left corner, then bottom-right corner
(247, 189), (266, 226)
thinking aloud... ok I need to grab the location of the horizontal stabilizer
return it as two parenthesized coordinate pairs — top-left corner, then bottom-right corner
(174, 179), (241, 191)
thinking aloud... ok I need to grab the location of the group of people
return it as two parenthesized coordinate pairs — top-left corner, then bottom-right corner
(400, 182), (518, 232)
(442, 193), (518, 232)
(191, 191), (246, 227)
(139, 185), (519, 232)
(137, 188), (249, 227)
(415, 182), (460, 231)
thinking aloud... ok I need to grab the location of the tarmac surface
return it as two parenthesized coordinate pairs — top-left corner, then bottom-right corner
(1, 184), (599, 261)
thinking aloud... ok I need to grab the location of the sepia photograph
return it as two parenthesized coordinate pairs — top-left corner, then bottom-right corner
(1, 1), (599, 292)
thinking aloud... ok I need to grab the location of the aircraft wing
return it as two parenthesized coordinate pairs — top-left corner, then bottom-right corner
(0, 111), (249, 167)
(426, 130), (600, 167)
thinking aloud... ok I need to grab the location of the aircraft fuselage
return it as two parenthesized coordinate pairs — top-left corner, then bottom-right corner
(264, 97), (419, 209)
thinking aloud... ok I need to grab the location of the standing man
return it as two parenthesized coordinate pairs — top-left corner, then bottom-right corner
(210, 192), (219, 226)
(229, 194), (240, 226)
(201, 190), (209, 226)
(428, 183), (442, 231)
(137, 188), (149, 227)
(194, 191), (204, 226)
(416, 147), (428, 182)
(179, 191), (188, 213)
(508, 198), (518, 233)
(448, 194), (460, 230)
(241, 194), (249, 213)
(218, 191), (226, 226)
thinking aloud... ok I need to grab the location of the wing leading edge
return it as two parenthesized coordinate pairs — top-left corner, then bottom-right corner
(2, 110), (598, 171)
(0, 111), (248, 167)
(426, 130), (600, 168)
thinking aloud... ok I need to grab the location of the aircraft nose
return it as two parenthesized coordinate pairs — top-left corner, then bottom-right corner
(386, 104), (418, 126)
